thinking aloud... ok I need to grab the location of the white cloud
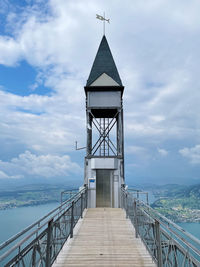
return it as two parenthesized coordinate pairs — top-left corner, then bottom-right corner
(0, 151), (81, 179)
(0, 90), (85, 154)
(179, 145), (200, 164)
(0, 0), (200, 182)
(0, 170), (9, 179)
(157, 148), (168, 157)
(0, 36), (22, 66)
(127, 146), (147, 155)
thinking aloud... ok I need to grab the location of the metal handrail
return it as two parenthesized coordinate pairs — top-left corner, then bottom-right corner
(122, 187), (200, 247)
(60, 188), (79, 204)
(128, 188), (149, 204)
(0, 186), (87, 266)
(142, 204), (200, 257)
(138, 198), (200, 247)
(0, 188), (82, 251)
(121, 187), (200, 266)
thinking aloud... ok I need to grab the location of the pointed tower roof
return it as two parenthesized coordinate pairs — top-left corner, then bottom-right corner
(86, 36), (122, 86)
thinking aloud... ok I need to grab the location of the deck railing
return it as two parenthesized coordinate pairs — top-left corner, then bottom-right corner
(121, 187), (200, 267)
(1, 186), (199, 267)
(0, 187), (87, 267)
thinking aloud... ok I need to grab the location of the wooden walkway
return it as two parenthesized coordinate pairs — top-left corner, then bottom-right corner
(53, 208), (156, 267)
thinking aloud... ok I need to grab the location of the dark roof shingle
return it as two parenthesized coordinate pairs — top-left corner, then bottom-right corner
(86, 36), (122, 86)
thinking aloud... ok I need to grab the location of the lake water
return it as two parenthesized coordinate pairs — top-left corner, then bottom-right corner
(177, 222), (200, 239)
(0, 203), (58, 245)
(0, 203), (199, 251)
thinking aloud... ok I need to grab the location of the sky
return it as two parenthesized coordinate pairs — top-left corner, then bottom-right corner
(0, 0), (200, 187)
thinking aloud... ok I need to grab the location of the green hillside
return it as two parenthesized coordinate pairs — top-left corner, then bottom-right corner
(151, 184), (200, 222)
(0, 184), (77, 210)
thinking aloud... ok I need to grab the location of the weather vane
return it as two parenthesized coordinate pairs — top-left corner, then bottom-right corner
(96, 12), (110, 35)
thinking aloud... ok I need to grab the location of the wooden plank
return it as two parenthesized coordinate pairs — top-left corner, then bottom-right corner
(53, 208), (156, 267)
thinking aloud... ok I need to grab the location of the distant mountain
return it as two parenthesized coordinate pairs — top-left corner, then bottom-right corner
(150, 184), (200, 199)
(0, 183), (80, 210)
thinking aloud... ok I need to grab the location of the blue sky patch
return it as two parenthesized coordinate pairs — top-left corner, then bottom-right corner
(0, 60), (52, 96)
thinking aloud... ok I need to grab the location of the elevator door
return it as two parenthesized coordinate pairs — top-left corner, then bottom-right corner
(96, 170), (111, 207)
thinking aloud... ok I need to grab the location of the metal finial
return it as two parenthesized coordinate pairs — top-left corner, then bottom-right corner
(96, 13), (110, 35)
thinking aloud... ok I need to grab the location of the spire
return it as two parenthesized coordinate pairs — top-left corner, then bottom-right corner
(86, 36), (122, 86)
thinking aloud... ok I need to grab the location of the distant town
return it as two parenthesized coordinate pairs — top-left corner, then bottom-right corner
(150, 184), (200, 222)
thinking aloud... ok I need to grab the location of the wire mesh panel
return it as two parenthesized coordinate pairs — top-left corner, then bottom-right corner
(0, 188), (88, 267)
(121, 187), (200, 267)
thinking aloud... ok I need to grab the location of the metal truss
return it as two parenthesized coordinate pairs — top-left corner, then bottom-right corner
(90, 111), (118, 156)
(0, 188), (88, 267)
(121, 187), (200, 267)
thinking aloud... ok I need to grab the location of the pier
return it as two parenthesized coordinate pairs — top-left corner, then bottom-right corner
(53, 208), (156, 267)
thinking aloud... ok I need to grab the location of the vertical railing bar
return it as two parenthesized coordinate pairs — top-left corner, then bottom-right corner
(81, 193), (83, 218)
(133, 200), (138, 238)
(46, 219), (53, 267)
(70, 201), (74, 238)
(86, 188), (88, 209)
(146, 192), (149, 205)
(18, 245), (20, 267)
(155, 219), (163, 267)
(32, 244), (36, 267)
(126, 192), (128, 218)
(174, 246), (178, 267)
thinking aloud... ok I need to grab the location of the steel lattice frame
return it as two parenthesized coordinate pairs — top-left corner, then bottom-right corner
(90, 111), (118, 157)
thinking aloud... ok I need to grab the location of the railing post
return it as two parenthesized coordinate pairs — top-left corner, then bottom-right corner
(85, 189), (88, 209)
(120, 189), (122, 209)
(32, 245), (36, 267)
(70, 201), (74, 238)
(126, 193), (128, 218)
(174, 246), (178, 267)
(146, 192), (149, 205)
(121, 190), (124, 209)
(46, 219), (53, 267)
(81, 193), (83, 218)
(155, 219), (163, 267)
(60, 191), (63, 204)
(18, 246), (21, 267)
(133, 200), (138, 238)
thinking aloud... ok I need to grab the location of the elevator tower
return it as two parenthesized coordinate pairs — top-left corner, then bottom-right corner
(84, 36), (124, 208)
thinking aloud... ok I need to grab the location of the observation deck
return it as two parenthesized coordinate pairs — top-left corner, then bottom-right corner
(0, 187), (199, 267)
(53, 208), (156, 267)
